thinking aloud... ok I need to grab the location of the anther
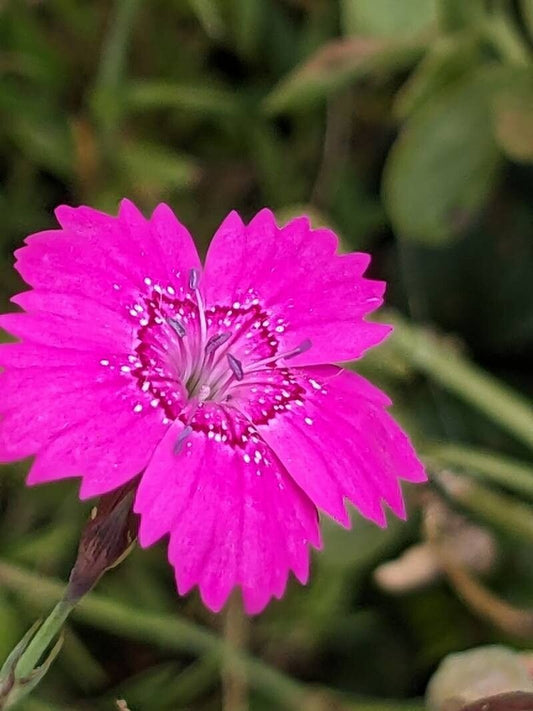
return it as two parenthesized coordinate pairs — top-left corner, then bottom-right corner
(227, 353), (244, 381)
(174, 425), (193, 454)
(205, 332), (231, 355)
(284, 339), (312, 359)
(188, 268), (200, 290)
(167, 317), (186, 337)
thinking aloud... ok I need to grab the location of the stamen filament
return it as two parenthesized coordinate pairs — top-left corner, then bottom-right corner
(244, 339), (311, 373)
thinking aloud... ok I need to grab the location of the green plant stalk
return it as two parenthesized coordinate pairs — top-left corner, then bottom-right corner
(95, 0), (143, 93)
(91, 0), (143, 140)
(0, 562), (308, 709)
(436, 471), (533, 543)
(170, 654), (220, 707)
(424, 443), (533, 499)
(15, 600), (74, 679)
(0, 561), (423, 711)
(387, 312), (533, 451)
(485, 0), (531, 65)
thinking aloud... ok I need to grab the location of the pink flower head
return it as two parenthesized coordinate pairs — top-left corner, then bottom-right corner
(0, 201), (426, 613)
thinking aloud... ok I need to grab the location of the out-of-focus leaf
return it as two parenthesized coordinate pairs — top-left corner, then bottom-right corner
(104, 658), (218, 710)
(91, 0), (143, 138)
(425, 444), (533, 500)
(0, 6), (68, 91)
(6, 114), (74, 180)
(340, 0), (438, 38)
(0, 591), (23, 666)
(394, 34), (483, 119)
(264, 36), (426, 114)
(125, 80), (242, 117)
(522, 0), (533, 38)
(493, 72), (533, 162)
(249, 123), (306, 204)
(188, 0), (225, 40)
(118, 140), (200, 196)
(230, 0), (264, 58)
(276, 204), (341, 233)
(437, 471), (533, 543)
(383, 69), (503, 245)
(435, 0), (487, 32)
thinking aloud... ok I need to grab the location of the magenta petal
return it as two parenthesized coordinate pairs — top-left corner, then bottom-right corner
(25, 397), (167, 497)
(255, 366), (426, 527)
(203, 209), (390, 365)
(15, 201), (201, 311)
(10, 291), (135, 351)
(148, 203), (201, 278)
(135, 409), (320, 614)
(0, 310), (131, 353)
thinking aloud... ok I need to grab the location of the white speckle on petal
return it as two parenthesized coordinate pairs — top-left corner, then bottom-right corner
(133, 403), (143, 413)
(304, 417), (313, 425)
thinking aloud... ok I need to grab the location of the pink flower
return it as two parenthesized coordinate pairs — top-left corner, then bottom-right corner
(0, 200), (426, 613)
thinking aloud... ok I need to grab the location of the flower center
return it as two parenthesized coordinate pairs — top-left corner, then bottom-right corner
(124, 270), (310, 423)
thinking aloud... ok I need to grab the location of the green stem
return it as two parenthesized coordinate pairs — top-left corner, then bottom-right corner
(423, 443), (533, 499)
(387, 312), (533, 451)
(91, 0), (143, 140)
(170, 653), (220, 707)
(485, 0), (531, 65)
(0, 562), (424, 711)
(15, 600), (74, 679)
(436, 471), (533, 543)
(95, 0), (143, 93)
(0, 562), (308, 710)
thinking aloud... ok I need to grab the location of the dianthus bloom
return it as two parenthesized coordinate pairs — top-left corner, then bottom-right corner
(0, 201), (425, 613)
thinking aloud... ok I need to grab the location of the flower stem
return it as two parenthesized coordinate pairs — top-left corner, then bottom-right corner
(0, 561), (423, 710)
(0, 561), (308, 710)
(15, 599), (74, 679)
(222, 595), (248, 711)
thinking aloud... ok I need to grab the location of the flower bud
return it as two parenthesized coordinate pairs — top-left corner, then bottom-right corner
(66, 481), (138, 603)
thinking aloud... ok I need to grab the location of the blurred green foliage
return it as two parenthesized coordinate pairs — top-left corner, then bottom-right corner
(0, 1), (532, 709)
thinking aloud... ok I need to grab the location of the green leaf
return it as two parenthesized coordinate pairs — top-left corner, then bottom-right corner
(6, 114), (74, 180)
(492, 70), (533, 163)
(340, 0), (438, 38)
(394, 33), (483, 119)
(118, 140), (200, 195)
(383, 68), (503, 245)
(424, 444), (533, 500)
(264, 36), (426, 114)
(437, 471), (533, 543)
(187, 0), (225, 40)
(125, 80), (242, 118)
(521, 0), (533, 38)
